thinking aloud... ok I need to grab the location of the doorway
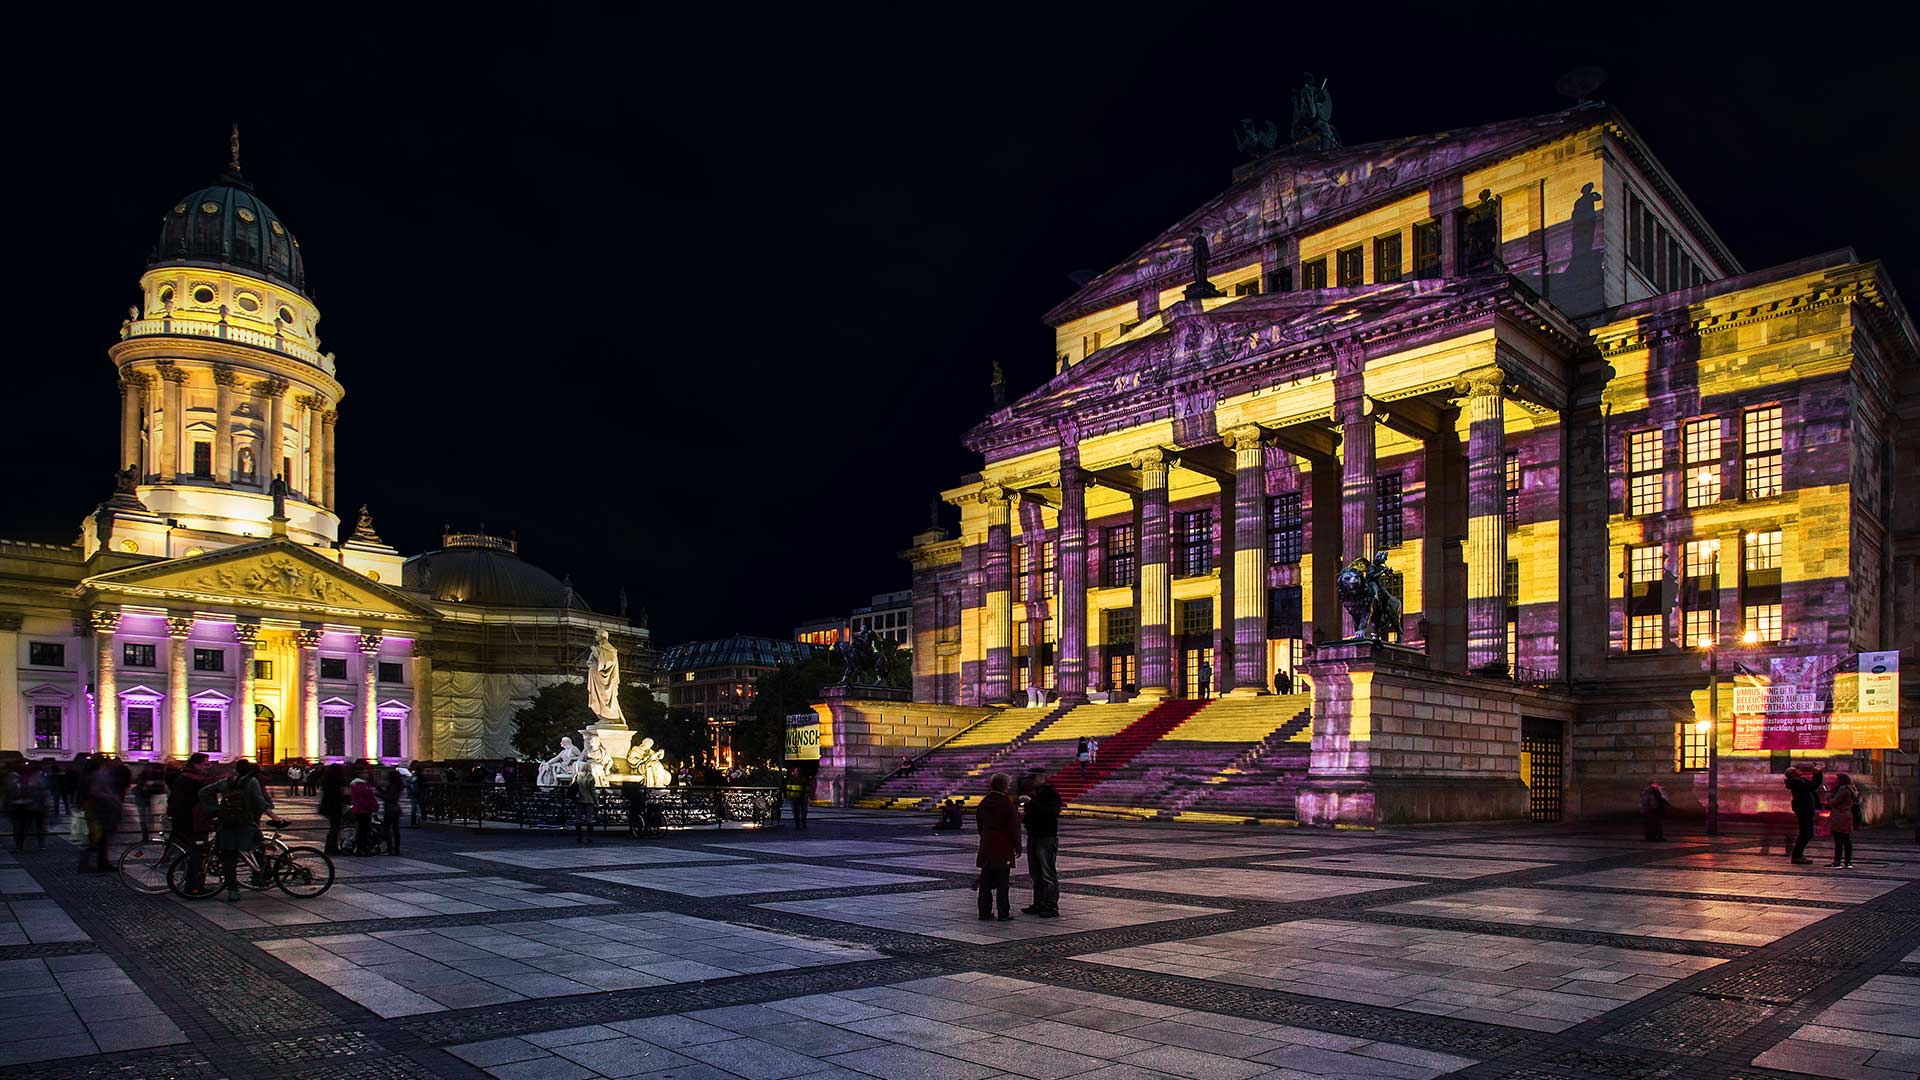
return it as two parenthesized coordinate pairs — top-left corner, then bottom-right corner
(1521, 717), (1564, 822)
(255, 704), (276, 764)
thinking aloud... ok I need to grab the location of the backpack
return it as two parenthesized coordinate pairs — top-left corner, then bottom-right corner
(217, 780), (253, 829)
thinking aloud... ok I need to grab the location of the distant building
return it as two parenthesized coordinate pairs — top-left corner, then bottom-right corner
(659, 635), (821, 767)
(793, 616), (845, 647)
(792, 590), (912, 650)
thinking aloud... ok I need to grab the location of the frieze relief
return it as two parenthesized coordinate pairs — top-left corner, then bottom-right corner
(190, 555), (359, 605)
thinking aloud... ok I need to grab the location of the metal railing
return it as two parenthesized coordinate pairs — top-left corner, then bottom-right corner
(417, 782), (780, 834)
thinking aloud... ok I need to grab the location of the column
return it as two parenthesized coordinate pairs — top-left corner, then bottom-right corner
(212, 366), (237, 485)
(980, 486), (1013, 705)
(1422, 417), (1468, 671)
(234, 622), (259, 760)
(1337, 365), (1375, 567)
(119, 372), (149, 473)
(1135, 449), (1173, 698)
(1462, 367), (1508, 674)
(296, 627), (322, 758)
(159, 364), (187, 481)
(1225, 425), (1270, 693)
(360, 631), (383, 759)
(260, 379), (287, 490)
(167, 615), (193, 757)
(303, 397), (327, 502)
(91, 611), (121, 753)
(411, 640), (433, 761)
(1056, 467), (1089, 702)
(1309, 459), (1343, 644)
(323, 409), (339, 509)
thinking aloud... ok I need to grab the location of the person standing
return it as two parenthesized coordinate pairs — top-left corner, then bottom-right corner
(1197, 659), (1213, 701)
(77, 754), (121, 873)
(784, 768), (811, 830)
(1784, 765), (1824, 865)
(975, 773), (1021, 922)
(167, 753), (213, 892)
(380, 768), (404, 856)
(1639, 780), (1669, 841)
(318, 763), (347, 855)
(1021, 769), (1061, 918)
(197, 761), (283, 902)
(1076, 737), (1091, 778)
(570, 767), (597, 845)
(405, 762), (424, 826)
(1826, 773), (1857, 869)
(348, 775), (378, 855)
(1275, 667), (1293, 695)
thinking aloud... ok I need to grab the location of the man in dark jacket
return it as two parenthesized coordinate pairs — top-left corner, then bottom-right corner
(1021, 768), (1061, 918)
(1783, 766), (1824, 865)
(975, 773), (1022, 921)
(167, 754), (213, 892)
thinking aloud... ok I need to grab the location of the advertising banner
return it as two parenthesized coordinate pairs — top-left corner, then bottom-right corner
(1730, 652), (1900, 751)
(784, 712), (821, 761)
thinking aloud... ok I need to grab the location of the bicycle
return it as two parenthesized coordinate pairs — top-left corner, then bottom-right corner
(118, 831), (194, 895)
(168, 826), (335, 900)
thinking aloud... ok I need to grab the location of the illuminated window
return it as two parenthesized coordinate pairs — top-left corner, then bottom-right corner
(1374, 232), (1403, 283)
(1412, 220), (1442, 277)
(33, 705), (63, 749)
(1743, 407), (1783, 499)
(1012, 543), (1029, 602)
(1742, 529), (1783, 642)
(1627, 429), (1664, 516)
(1375, 475), (1403, 548)
(1268, 493), (1302, 564)
(1627, 544), (1665, 652)
(254, 659), (273, 680)
(1630, 615), (1664, 652)
(1041, 541), (1058, 598)
(1677, 722), (1709, 771)
(1684, 607), (1719, 646)
(193, 648), (224, 673)
(1505, 452), (1521, 522)
(1684, 538), (1722, 581)
(1685, 417), (1721, 507)
(1682, 538), (1721, 646)
(125, 707), (155, 753)
(123, 642), (155, 667)
(1104, 525), (1136, 587)
(1300, 257), (1327, 289)
(1506, 620), (1517, 675)
(1744, 603), (1783, 643)
(1175, 510), (1212, 576)
(1504, 559), (1520, 607)
(1336, 246), (1364, 287)
(1180, 598), (1213, 639)
(196, 709), (222, 753)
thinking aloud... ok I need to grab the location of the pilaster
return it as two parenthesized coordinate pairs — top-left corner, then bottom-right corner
(90, 610), (121, 753)
(298, 394), (327, 501)
(159, 363), (188, 481)
(359, 631), (383, 759)
(296, 627), (322, 758)
(258, 378), (289, 491)
(1335, 346), (1375, 574)
(119, 371), (151, 475)
(1056, 464), (1088, 702)
(411, 639), (433, 761)
(234, 621), (259, 760)
(322, 410), (339, 509)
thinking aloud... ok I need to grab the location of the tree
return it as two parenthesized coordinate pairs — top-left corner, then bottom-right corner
(739, 650), (840, 767)
(509, 680), (677, 761)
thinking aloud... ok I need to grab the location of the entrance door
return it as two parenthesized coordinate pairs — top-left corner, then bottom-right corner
(255, 704), (276, 765)
(1521, 717), (1564, 822)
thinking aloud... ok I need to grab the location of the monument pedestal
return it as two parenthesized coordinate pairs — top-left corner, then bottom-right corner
(582, 723), (638, 783)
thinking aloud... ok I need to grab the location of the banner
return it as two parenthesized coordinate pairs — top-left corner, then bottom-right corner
(784, 713), (820, 761)
(1729, 652), (1900, 751)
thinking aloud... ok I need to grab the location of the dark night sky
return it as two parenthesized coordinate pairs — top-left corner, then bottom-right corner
(6, 8), (1915, 645)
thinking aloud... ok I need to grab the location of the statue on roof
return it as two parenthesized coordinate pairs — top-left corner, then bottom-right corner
(1235, 117), (1278, 158)
(1185, 230), (1224, 301)
(990, 359), (1007, 408)
(1290, 74), (1339, 150)
(269, 474), (287, 520)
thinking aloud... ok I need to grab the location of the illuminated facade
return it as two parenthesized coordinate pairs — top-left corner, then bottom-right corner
(906, 101), (1918, 824)
(795, 590), (912, 649)
(1, 150), (644, 764)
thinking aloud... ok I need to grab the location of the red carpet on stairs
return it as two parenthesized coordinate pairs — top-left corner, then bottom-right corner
(1048, 699), (1209, 802)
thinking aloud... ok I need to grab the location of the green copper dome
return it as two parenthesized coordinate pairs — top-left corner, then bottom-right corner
(149, 167), (307, 295)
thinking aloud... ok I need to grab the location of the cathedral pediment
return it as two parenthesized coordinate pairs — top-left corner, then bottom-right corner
(80, 539), (439, 624)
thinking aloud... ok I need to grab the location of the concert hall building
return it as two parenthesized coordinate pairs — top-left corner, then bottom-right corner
(896, 98), (1917, 826)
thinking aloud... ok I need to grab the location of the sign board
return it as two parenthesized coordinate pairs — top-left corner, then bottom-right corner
(1729, 652), (1900, 751)
(784, 712), (820, 761)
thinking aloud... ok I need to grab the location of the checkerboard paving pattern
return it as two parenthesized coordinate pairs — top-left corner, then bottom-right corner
(1076, 918), (1725, 1033)
(1378, 885), (1838, 945)
(1, 897), (88, 944)
(326, 856), (471, 879)
(574, 862), (934, 897)
(1399, 841), (1637, 861)
(1258, 852), (1554, 878)
(1070, 841), (1310, 861)
(1656, 851), (1920, 879)
(854, 850), (1150, 875)
(760, 887), (1229, 945)
(1751, 974), (1920, 1079)
(261, 912), (884, 1018)
(456, 846), (748, 870)
(175, 875), (612, 930)
(447, 972), (1479, 1079)
(1069, 865), (1425, 901)
(1549, 866), (1905, 903)
(694, 839), (938, 858)
(0, 955), (186, 1065)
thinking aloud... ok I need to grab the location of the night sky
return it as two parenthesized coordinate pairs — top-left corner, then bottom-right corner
(8, 9), (1915, 645)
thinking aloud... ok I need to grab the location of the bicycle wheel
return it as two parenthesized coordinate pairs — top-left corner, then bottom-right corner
(118, 839), (180, 895)
(167, 848), (221, 899)
(240, 838), (289, 892)
(273, 846), (335, 898)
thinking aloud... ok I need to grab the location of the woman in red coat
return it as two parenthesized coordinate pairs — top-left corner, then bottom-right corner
(975, 773), (1022, 921)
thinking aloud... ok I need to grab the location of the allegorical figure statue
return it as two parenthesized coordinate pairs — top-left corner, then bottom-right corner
(587, 627), (622, 724)
(626, 737), (671, 788)
(1336, 549), (1402, 643)
(538, 736), (581, 788)
(583, 732), (613, 784)
(1290, 73), (1339, 149)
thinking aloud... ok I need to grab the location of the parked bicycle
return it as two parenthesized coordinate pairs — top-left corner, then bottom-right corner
(167, 828), (334, 899)
(117, 830), (195, 895)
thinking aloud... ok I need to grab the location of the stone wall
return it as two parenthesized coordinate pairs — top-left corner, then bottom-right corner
(813, 696), (995, 805)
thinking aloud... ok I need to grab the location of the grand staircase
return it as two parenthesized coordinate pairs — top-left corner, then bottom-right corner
(856, 702), (1070, 810)
(1046, 699), (1207, 803)
(1072, 693), (1314, 821)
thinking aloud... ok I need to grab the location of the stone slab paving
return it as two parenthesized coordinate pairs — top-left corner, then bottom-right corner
(1257, 852), (1554, 879)
(1379, 885), (1838, 945)
(1, 897), (88, 944)
(173, 875), (613, 930)
(1071, 865), (1424, 901)
(1070, 841), (1310, 861)
(1751, 974), (1920, 1079)
(1656, 851), (1920, 879)
(0, 955), (186, 1065)
(1551, 866), (1905, 903)
(761, 888), (1228, 945)
(448, 971), (1479, 1079)
(0, 867), (43, 894)
(326, 856), (471, 880)
(576, 863), (935, 897)
(459, 847), (748, 869)
(262, 911), (885, 1018)
(854, 851), (1150, 876)
(694, 839), (936, 858)
(1075, 917), (1725, 1033)
(1402, 841), (1639, 862)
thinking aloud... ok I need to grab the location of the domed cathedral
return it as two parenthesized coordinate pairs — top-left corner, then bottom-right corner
(0, 135), (648, 766)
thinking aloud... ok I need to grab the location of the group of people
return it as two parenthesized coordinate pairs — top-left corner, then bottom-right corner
(1640, 767), (1865, 868)
(313, 761), (417, 857)
(972, 769), (1062, 921)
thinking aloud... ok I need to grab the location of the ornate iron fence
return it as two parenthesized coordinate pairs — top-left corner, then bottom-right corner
(416, 782), (780, 835)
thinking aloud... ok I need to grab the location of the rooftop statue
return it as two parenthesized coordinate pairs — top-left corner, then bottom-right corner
(587, 627), (623, 724)
(1185, 230), (1224, 301)
(1235, 117), (1279, 158)
(1291, 74), (1340, 149)
(1337, 550), (1402, 644)
(990, 359), (1007, 408)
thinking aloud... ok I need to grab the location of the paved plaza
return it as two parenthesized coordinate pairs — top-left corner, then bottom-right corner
(0, 801), (1915, 1079)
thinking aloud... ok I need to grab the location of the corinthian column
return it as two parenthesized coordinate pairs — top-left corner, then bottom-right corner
(234, 621), (259, 760)
(296, 627), (322, 758)
(1135, 449), (1173, 699)
(212, 366), (238, 486)
(91, 611), (121, 753)
(323, 410), (339, 509)
(167, 615), (194, 757)
(1056, 465), (1088, 702)
(360, 632), (383, 759)
(1225, 425), (1270, 693)
(980, 486), (1013, 705)
(1462, 367), (1509, 674)
(159, 364), (188, 481)
(258, 378), (288, 491)
(1336, 353), (1375, 569)
(302, 397), (328, 502)
(119, 372), (151, 475)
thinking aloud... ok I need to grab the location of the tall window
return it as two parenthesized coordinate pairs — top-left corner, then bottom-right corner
(1373, 233), (1403, 283)
(1175, 510), (1212, 576)
(1742, 529), (1783, 642)
(123, 642), (156, 667)
(192, 441), (212, 477)
(1683, 539), (1722, 647)
(125, 706), (155, 752)
(1336, 246), (1364, 287)
(1300, 257), (1327, 290)
(1504, 452), (1521, 522)
(1677, 722), (1709, 771)
(1268, 585), (1303, 640)
(1685, 417), (1721, 507)
(1505, 558), (1520, 674)
(1743, 407), (1783, 499)
(1628, 429), (1665, 516)
(1040, 541), (1058, 598)
(1178, 599), (1214, 699)
(1012, 543), (1029, 602)
(1375, 475), (1403, 548)
(1627, 545), (1665, 652)
(1412, 220), (1442, 277)
(381, 713), (402, 759)
(1105, 609), (1136, 691)
(1104, 525), (1136, 587)
(196, 709), (222, 753)
(1268, 493), (1303, 564)
(33, 705), (63, 749)
(323, 714), (346, 758)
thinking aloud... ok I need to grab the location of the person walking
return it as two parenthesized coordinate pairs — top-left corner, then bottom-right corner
(197, 761), (284, 902)
(1826, 773), (1857, 869)
(1784, 765), (1824, 865)
(348, 775), (378, 855)
(1021, 768), (1061, 918)
(975, 773), (1022, 922)
(380, 768), (405, 856)
(77, 754), (121, 873)
(49, 759), (72, 818)
(1639, 779), (1669, 841)
(318, 762), (347, 855)
(1076, 737), (1091, 779)
(784, 768), (811, 830)
(405, 762), (424, 826)
(167, 753), (213, 892)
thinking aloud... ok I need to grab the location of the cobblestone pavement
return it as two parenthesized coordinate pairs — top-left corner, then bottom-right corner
(1, 802), (1915, 1079)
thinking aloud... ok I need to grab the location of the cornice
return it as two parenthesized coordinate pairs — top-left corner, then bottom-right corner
(1591, 278), (1872, 359)
(110, 338), (344, 401)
